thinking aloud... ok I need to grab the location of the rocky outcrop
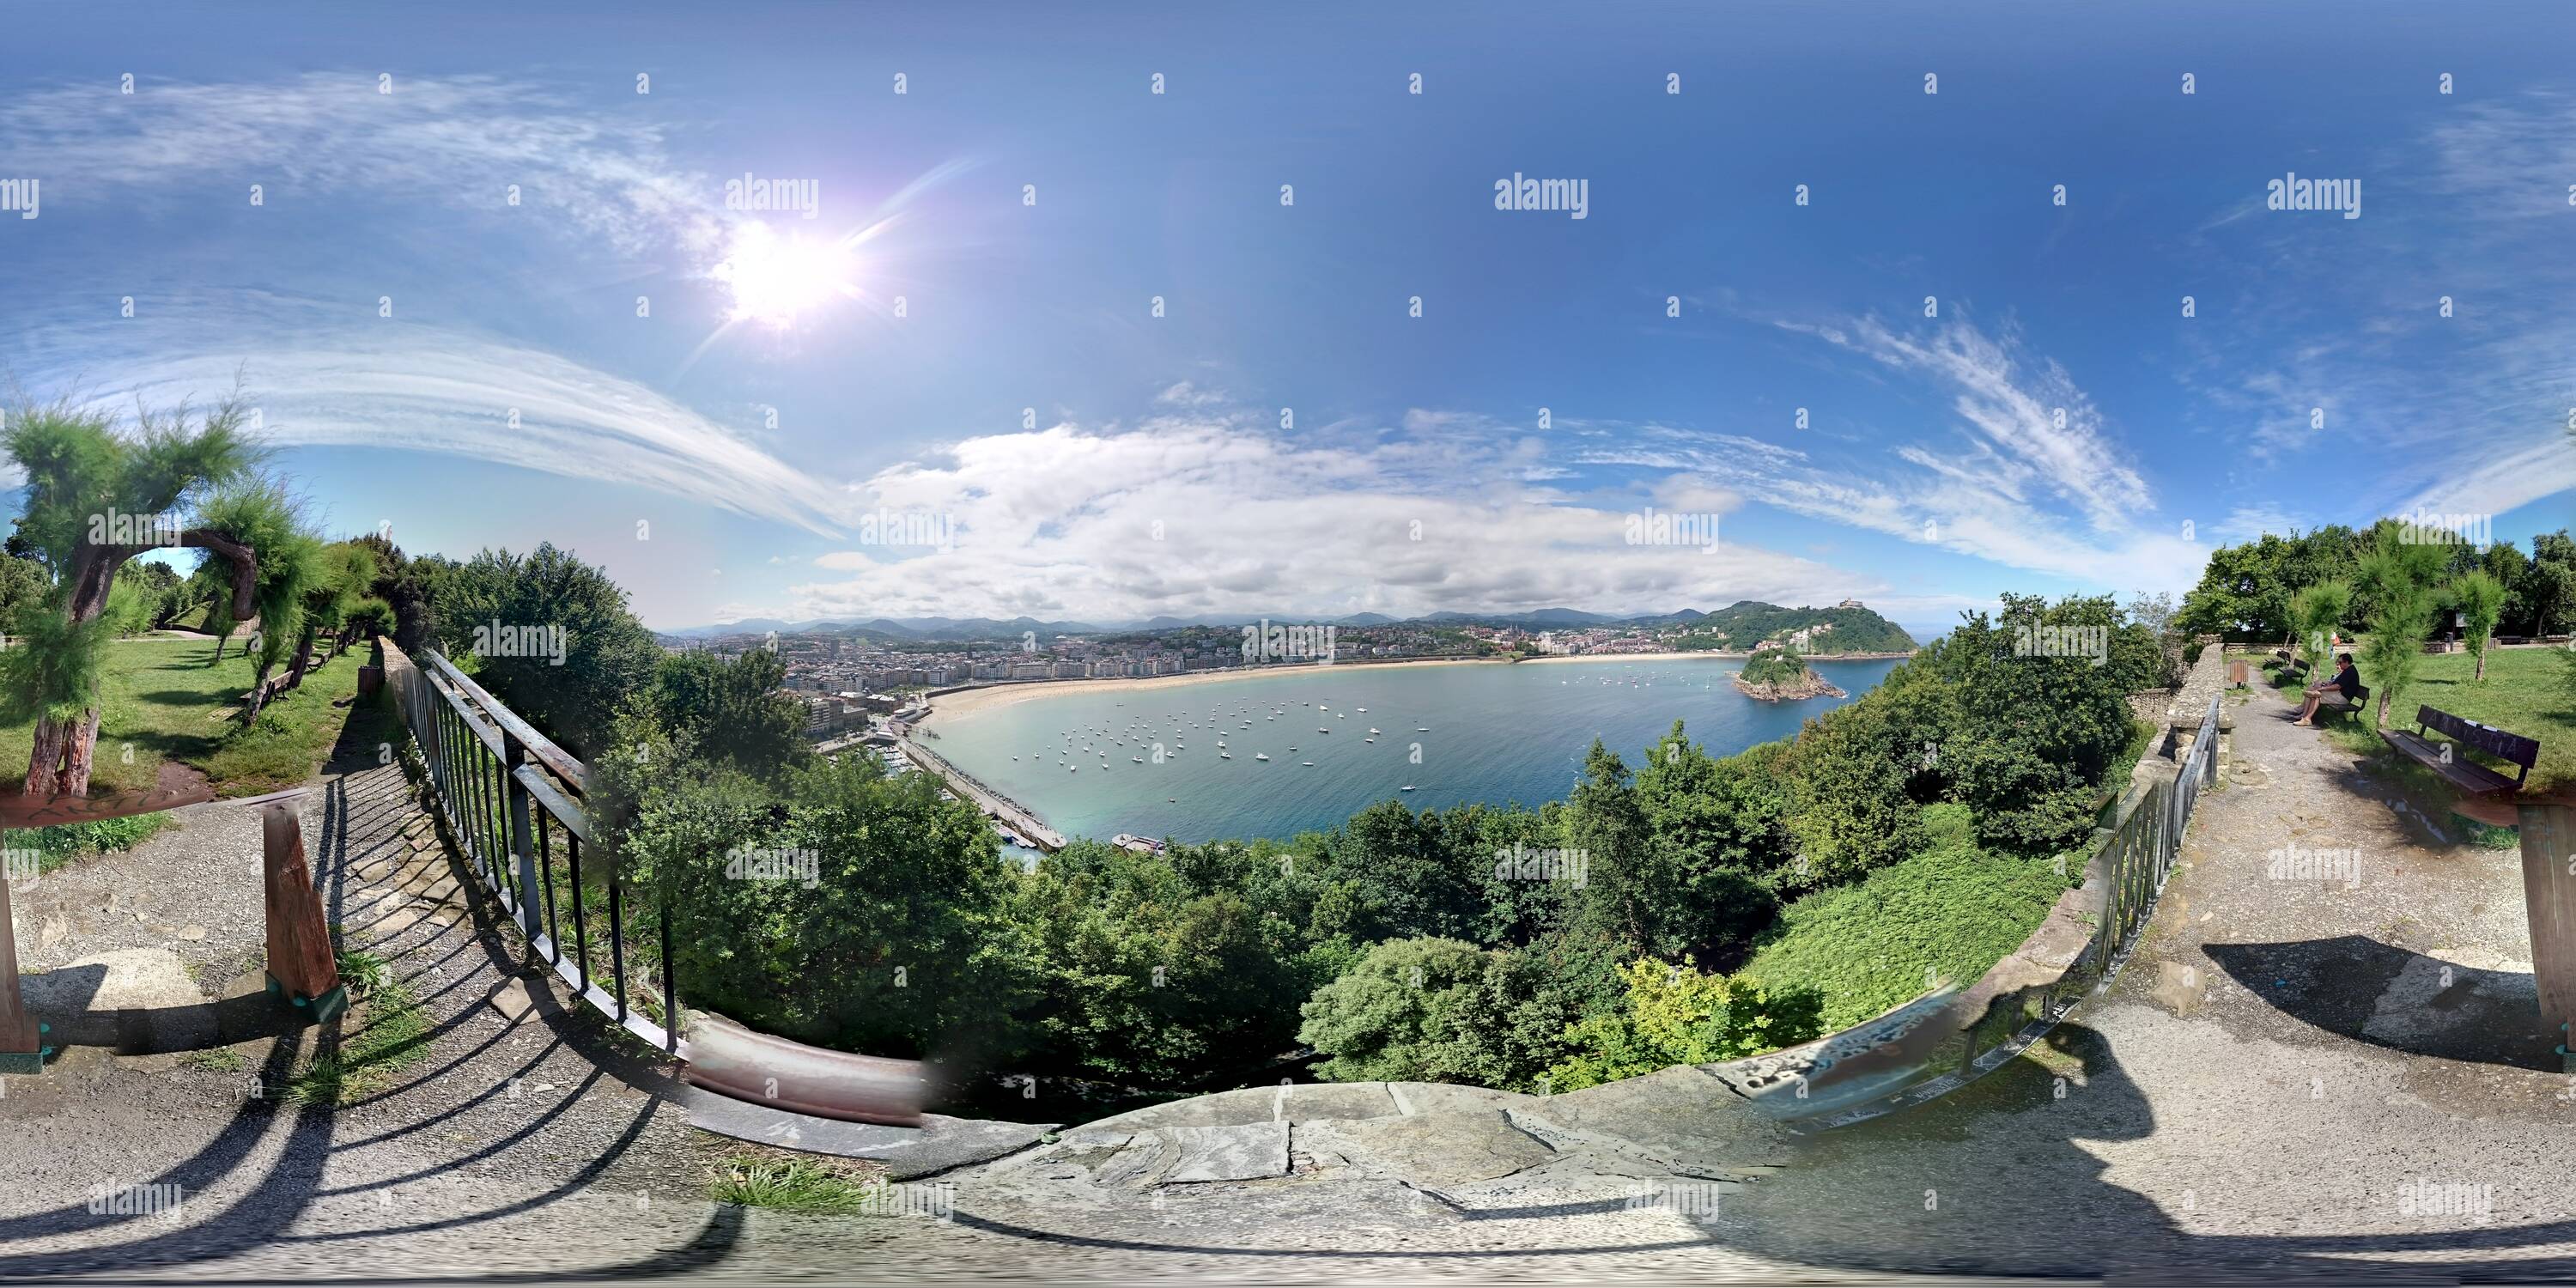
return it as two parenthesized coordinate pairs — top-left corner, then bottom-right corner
(1731, 669), (1847, 702)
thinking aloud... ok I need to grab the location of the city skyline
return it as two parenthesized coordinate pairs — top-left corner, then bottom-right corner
(6, 2), (2571, 634)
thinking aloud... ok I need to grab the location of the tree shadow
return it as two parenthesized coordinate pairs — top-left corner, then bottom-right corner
(2204, 935), (2555, 1069)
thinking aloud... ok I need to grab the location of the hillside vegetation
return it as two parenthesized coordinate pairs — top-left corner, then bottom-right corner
(1671, 601), (1917, 654)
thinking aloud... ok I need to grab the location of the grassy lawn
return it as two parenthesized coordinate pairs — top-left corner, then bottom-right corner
(0, 636), (368, 799)
(2312, 647), (2576, 793)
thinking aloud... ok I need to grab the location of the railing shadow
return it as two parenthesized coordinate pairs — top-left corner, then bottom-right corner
(0, 686), (738, 1280)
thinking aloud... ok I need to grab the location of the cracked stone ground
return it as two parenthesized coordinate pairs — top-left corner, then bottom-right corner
(8, 674), (2575, 1282)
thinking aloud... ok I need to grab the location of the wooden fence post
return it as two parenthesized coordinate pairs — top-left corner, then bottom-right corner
(0, 862), (42, 1073)
(2517, 798), (2576, 1069)
(262, 797), (344, 1023)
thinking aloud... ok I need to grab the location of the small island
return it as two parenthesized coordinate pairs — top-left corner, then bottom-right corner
(1732, 646), (1847, 701)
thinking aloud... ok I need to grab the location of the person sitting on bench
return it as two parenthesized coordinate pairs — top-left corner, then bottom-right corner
(2293, 653), (2360, 726)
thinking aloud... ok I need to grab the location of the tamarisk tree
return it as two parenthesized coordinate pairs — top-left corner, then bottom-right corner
(0, 398), (264, 796)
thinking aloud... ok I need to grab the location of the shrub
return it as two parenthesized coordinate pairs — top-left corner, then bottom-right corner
(1545, 957), (1822, 1092)
(1297, 937), (1494, 1084)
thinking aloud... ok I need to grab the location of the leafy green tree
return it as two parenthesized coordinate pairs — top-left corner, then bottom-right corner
(1777, 691), (1929, 880)
(191, 475), (318, 689)
(2356, 521), (2445, 726)
(1007, 839), (1315, 1085)
(1545, 957), (1821, 1092)
(0, 398), (264, 794)
(637, 647), (809, 778)
(2287, 579), (2352, 671)
(0, 553), (48, 636)
(429, 543), (659, 756)
(602, 744), (1030, 1061)
(2450, 569), (2507, 682)
(1296, 936), (1495, 1084)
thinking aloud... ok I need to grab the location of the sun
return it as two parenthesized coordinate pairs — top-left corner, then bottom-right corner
(712, 222), (858, 328)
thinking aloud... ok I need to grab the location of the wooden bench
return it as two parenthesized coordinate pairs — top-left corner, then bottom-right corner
(2381, 705), (2540, 827)
(2317, 680), (2369, 725)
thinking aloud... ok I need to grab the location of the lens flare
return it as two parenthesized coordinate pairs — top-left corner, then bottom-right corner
(712, 222), (856, 328)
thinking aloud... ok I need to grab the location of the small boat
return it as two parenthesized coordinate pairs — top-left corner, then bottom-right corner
(1132, 756), (1143, 762)
(1357, 708), (1367, 713)
(1255, 753), (1270, 761)
(1416, 727), (1429, 732)
(1400, 785), (1416, 793)
(1220, 752), (1232, 759)
(1368, 727), (1380, 734)
(1301, 761), (1315, 766)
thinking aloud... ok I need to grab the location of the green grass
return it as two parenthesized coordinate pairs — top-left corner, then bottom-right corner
(706, 1151), (893, 1214)
(2268, 647), (2573, 790)
(0, 637), (366, 799)
(180, 1045), (247, 1073)
(280, 976), (433, 1108)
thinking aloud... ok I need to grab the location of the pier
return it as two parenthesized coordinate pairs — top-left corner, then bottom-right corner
(901, 738), (1066, 852)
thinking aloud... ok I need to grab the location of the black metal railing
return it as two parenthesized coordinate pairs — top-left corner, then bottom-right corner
(384, 641), (675, 1053)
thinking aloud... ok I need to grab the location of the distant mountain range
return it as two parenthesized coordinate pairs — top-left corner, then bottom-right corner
(658, 601), (1918, 650)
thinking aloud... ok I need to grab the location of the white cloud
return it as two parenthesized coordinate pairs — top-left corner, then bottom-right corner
(28, 312), (848, 536)
(0, 72), (723, 259)
(790, 416), (1886, 623)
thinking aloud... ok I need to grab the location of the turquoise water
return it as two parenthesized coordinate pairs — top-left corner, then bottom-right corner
(927, 656), (1902, 846)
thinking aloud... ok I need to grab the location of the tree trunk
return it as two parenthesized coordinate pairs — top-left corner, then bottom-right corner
(287, 624), (317, 690)
(24, 708), (102, 797)
(19, 529), (258, 796)
(2476, 644), (2488, 682)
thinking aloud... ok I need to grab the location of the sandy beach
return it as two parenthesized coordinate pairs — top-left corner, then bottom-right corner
(920, 650), (1908, 724)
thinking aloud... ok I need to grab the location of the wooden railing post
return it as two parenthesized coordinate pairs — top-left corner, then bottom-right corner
(261, 795), (343, 1023)
(0, 850), (43, 1072)
(2516, 798), (2576, 1067)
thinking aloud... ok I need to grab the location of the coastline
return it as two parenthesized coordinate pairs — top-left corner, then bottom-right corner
(920, 649), (1911, 725)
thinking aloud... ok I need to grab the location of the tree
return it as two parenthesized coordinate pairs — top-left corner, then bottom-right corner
(191, 476), (321, 697)
(428, 544), (659, 757)
(2356, 521), (2445, 727)
(1296, 936), (1497, 1084)
(0, 398), (263, 795)
(1545, 957), (1821, 1092)
(636, 646), (808, 778)
(2451, 569), (2506, 683)
(2287, 580), (2352, 671)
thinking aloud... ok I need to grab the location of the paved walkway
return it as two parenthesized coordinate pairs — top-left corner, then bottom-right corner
(9, 677), (2575, 1281)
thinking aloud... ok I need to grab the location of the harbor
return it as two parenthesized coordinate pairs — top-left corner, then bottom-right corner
(899, 736), (1066, 852)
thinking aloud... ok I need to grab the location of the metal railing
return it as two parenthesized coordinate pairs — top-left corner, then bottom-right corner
(1710, 692), (2225, 1127)
(382, 641), (676, 1052)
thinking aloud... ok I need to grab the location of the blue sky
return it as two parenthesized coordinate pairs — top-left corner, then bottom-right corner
(4, 2), (2571, 639)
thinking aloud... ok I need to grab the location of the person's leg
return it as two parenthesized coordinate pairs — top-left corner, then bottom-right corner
(2293, 693), (2323, 724)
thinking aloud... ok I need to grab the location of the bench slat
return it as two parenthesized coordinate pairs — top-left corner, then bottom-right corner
(2414, 705), (2540, 776)
(2383, 729), (2518, 794)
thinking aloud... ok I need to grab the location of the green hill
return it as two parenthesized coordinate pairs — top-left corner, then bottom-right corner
(1670, 600), (1917, 654)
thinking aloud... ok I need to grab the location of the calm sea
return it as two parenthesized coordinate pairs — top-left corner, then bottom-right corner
(926, 656), (1903, 848)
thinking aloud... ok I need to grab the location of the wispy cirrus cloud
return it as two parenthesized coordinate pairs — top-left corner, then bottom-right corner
(16, 307), (848, 537)
(0, 71), (723, 259)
